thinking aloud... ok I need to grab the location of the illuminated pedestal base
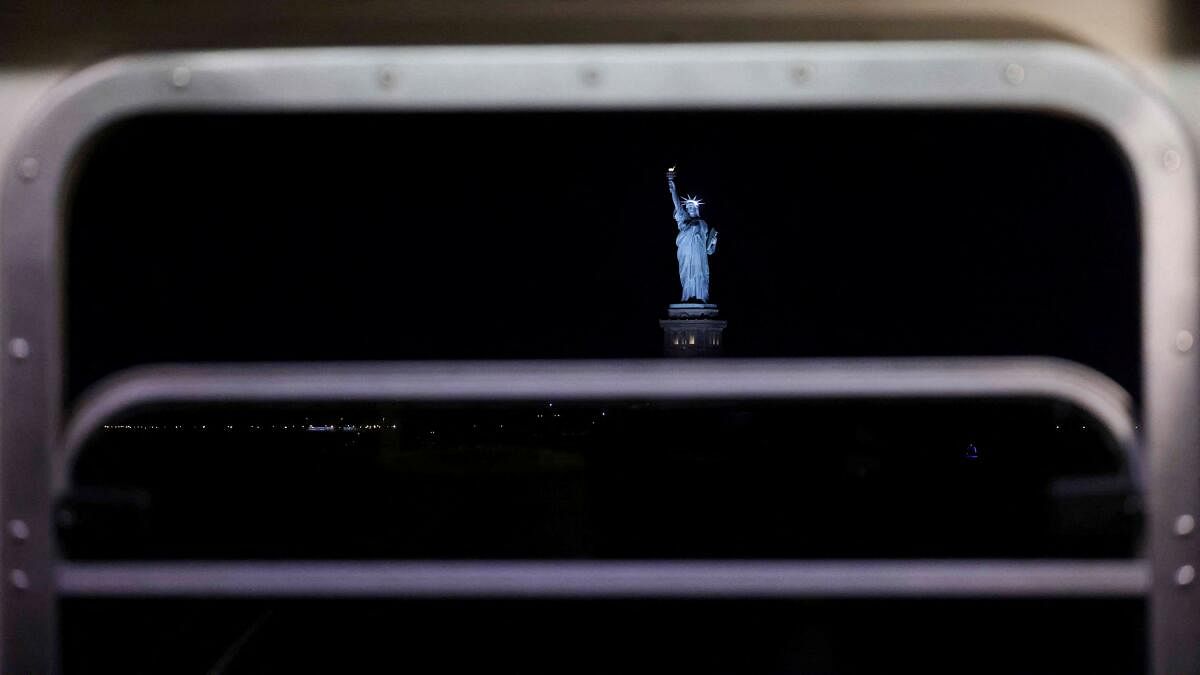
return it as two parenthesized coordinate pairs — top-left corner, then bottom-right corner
(660, 303), (727, 357)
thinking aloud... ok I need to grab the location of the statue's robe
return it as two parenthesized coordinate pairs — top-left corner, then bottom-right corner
(674, 207), (717, 302)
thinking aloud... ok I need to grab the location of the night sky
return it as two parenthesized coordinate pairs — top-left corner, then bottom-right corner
(67, 110), (1139, 402)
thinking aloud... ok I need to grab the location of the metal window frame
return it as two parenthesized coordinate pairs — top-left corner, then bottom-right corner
(53, 357), (1147, 600)
(1, 42), (1196, 673)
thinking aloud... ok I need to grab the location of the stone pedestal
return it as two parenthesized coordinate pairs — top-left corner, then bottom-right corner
(660, 303), (727, 357)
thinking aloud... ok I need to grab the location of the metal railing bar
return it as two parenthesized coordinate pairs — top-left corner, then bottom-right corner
(56, 559), (1150, 598)
(57, 357), (1139, 499)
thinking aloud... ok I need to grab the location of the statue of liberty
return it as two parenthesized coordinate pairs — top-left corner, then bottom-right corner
(667, 167), (718, 302)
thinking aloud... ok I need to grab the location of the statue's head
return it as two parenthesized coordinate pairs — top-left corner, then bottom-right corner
(683, 195), (703, 218)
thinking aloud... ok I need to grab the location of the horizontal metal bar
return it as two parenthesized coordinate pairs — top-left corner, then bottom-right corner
(57, 357), (1141, 498)
(56, 560), (1150, 599)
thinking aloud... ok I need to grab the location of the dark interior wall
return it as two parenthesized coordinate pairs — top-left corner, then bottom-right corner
(0, 1), (1079, 66)
(1167, 0), (1200, 53)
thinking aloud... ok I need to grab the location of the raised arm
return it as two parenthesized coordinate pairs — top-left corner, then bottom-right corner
(667, 175), (683, 215)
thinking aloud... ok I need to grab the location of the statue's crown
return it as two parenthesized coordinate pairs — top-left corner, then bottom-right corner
(683, 195), (704, 209)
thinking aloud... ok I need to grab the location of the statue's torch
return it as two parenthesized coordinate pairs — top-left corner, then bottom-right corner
(666, 165), (677, 182)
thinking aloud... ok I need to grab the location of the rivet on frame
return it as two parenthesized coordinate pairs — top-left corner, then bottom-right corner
(580, 67), (602, 87)
(170, 66), (192, 90)
(6, 520), (28, 542)
(791, 64), (812, 84)
(1176, 514), (1196, 537)
(17, 157), (38, 182)
(1176, 564), (1196, 587)
(7, 337), (30, 360)
(377, 66), (398, 90)
(1176, 330), (1195, 353)
(1003, 63), (1025, 85)
(1163, 148), (1183, 172)
(8, 569), (29, 590)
